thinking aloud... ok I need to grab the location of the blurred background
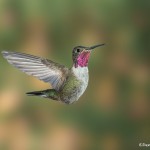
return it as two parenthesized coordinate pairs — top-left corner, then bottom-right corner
(0, 0), (150, 150)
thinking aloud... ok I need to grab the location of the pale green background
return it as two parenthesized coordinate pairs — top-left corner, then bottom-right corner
(0, 0), (149, 150)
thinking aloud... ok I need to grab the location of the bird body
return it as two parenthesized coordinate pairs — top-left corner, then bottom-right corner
(26, 65), (88, 104)
(2, 44), (104, 104)
(59, 66), (89, 104)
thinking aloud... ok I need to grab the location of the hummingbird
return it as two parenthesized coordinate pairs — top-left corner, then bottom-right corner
(2, 44), (104, 104)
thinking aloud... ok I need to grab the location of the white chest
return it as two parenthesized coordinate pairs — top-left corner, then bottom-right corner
(72, 66), (89, 94)
(61, 66), (89, 104)
(72, 66), (89, 82)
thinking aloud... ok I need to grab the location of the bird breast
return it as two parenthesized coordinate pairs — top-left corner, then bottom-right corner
(60, 66), (89, 104)
(71, 66), (89, 97)
(72, 66), (89, 85)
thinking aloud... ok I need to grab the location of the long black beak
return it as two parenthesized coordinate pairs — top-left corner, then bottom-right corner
(86, 44), (105, 50)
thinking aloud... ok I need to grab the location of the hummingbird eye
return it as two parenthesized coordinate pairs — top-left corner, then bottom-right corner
(76, 48), (80, 53)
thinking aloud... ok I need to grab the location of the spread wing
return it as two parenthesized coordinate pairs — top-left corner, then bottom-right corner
(2, 51), (69, 91)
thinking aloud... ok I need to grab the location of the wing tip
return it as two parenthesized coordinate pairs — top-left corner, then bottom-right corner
(1, 51), (9, 58)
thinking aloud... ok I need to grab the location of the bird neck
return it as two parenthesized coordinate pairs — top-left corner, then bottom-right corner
(72, 65), (88, 79)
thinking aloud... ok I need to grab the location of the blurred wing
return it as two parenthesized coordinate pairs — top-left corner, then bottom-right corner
(2, 51), (69, 91)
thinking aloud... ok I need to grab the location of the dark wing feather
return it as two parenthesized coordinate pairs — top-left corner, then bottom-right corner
(2, 51), (69, 91)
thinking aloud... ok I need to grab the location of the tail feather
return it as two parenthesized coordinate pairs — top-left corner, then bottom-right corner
(26, 89), (59, 100)
(26, 91), (46, 97)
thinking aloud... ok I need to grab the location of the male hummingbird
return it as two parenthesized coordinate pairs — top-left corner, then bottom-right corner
(2, 44), (104, 104)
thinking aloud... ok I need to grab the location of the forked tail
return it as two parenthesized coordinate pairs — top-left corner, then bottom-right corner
(26, 89), (59, 100)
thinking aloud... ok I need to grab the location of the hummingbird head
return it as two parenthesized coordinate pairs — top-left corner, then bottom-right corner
(72, 44), (105, 68)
